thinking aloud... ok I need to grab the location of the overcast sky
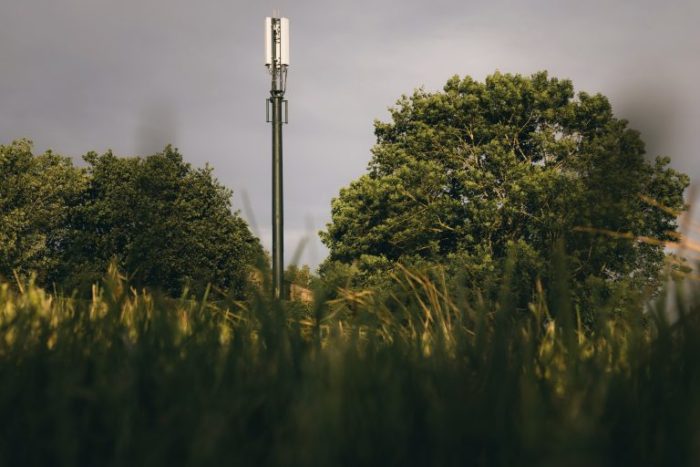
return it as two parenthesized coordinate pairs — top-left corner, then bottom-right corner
(1, 0), (698, 268)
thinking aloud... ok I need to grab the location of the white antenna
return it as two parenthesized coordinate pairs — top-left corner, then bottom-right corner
(280, 17), (289, 66)
(264, 16), (290, 68)
(264, 17), (273, 66)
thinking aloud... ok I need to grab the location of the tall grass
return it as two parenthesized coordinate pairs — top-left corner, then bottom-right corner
(1, 261), (699, 466)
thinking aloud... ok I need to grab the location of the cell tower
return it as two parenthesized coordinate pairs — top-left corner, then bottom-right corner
(265, 14), (289, 299)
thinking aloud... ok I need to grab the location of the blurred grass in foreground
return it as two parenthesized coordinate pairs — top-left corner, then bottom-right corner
(1, 258), (700, 467)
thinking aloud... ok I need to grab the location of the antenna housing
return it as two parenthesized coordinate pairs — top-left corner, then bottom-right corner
(265, 16), (289, 93)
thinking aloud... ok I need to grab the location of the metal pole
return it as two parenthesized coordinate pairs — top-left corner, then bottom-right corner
(270, 19), (285, 300)
(271, 93), (284, 299)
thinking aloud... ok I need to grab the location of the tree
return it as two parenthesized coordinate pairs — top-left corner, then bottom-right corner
(320, 72), (689, 302)
(285, 264), (314, 289)
(54, 146), (263, 297)
(0, 140), (86, 285)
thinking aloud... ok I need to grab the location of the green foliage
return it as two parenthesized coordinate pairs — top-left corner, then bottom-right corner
(321, 71), (689, 305)
(57, 146), (263, 297)
(285, 264), (315, 289)
(0, 140), (87, 284)
(0, 141), (262, 298)
(1, 264), (700, 466)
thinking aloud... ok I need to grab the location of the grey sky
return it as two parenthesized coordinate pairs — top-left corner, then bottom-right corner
(1, 0), (698, 268)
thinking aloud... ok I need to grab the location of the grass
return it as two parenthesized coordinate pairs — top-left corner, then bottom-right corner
(1, 261), (700, 466)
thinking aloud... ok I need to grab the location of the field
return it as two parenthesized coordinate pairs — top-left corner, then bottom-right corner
(1, 261), (699, 466)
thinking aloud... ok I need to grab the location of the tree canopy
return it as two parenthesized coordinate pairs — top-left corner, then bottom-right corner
(320, 71), (689, 300)
(0, 140), (86, 285)
(0, 141), (262, 298)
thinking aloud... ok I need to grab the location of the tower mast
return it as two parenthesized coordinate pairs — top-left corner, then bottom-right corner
(265, 15), (289, 299)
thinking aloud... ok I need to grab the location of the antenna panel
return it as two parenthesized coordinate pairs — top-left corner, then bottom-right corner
(280, 17), (290, 66)
(264, 17), (272, 66)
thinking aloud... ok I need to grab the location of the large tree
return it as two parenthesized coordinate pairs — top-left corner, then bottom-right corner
(0, 140), (262, 297)
(321, 72), (689, 298)
(56, 146), (263, 297)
